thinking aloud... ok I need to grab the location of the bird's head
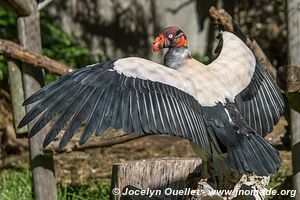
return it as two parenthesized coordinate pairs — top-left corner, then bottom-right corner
(152, 26), (187, 52)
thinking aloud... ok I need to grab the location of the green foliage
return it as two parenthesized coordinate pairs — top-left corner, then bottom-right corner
(0, 55), (7, 81)
(0, 6), (17, 87)
(0, 168), (111, 200)
(0, 5), (103, 85)
(0, 6), (17, 42)
(57, 179), (111, 200)
(268, 163), (290, 189)
(40, 14), (99, 68)
(0, 169), (32, 200)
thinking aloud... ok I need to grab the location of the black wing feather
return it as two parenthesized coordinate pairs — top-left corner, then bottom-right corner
(41, 86), (94, 143)
(58, 87), (99, 149)
(236, 61), (285, 137)
(19, 59), (283, 175)
(19, 61), (212, 152)
(79, 89), (106, 145)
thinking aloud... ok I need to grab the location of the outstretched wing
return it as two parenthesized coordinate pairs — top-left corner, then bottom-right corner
(207, 31), (285, 137)
(235, 61), (285, 136)
(17, 31), (284, 175)
(18, 60), (212, 151)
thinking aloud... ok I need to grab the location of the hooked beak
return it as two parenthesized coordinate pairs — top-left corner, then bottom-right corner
(152, 35), (164, 52)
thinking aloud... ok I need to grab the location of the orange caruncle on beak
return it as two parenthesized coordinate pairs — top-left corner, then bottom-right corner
(152, 35), (164, 52)
(174, 35), (187, 48)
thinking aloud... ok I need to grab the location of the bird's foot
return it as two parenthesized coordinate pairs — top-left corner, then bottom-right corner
(227, 174), (270, 200)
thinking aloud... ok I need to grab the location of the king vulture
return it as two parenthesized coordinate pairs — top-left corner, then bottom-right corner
(18, 26), (285, 177)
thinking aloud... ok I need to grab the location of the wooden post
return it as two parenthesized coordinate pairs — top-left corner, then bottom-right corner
(287, 1), (300, 199)
(17, 1), (57, 199)
(7, 59), (28, 134)
(110, 158), (202, 200)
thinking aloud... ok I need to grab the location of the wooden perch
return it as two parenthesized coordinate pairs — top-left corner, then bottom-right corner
(110, 158), (202, 200)
(209, 6), (277, 82)
(0, 0), (34, 16)
(0, 39), (72, 75)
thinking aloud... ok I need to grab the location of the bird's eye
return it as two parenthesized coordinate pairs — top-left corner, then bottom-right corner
(168, 34), (173, 39)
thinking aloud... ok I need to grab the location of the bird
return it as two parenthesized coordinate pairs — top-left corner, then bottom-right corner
(18, 26), (285, 180)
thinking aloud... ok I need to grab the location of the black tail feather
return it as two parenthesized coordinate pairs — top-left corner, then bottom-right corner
(227, 133), (281, 176)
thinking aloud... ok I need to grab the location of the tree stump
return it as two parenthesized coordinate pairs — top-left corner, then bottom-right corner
(110, 157), (202, 200)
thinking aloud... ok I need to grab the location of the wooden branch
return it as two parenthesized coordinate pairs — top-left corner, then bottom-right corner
(0, 88), (10, 99)
(278, 65), (300, 93)
(286, 65), (300, 92)
(38, 0), (53, 11)
(209, 6), (277, 82)
(0, 0), (34, 16)
(0, 39), (72, 75)
(209, 7), (234, 32)
(46, 128), (144, 153)
(73, 134), (144, 152)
